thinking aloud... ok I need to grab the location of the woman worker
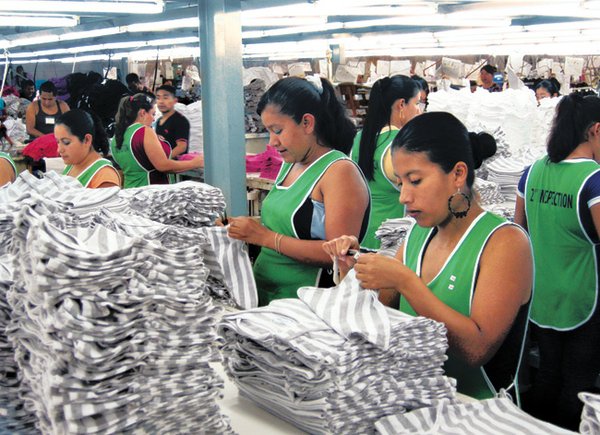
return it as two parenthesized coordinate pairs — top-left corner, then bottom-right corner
(110, 93), (203, 188)
(515, 94), (600, 430)
(55, 109), (120, 188)
(324, 112), (532, 401)
(350, 75), (421, 249)
(226, 76), (370, 306)
(0, 151), (17, 186)
(535, 79), (560, 102)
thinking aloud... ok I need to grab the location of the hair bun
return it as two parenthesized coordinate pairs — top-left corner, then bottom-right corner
(468, 131), (497, 169)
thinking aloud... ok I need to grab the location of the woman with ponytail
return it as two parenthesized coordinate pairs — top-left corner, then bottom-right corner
(350, 75), (421, 248)
(110, 93), (203, 188)
(225, 76), (370, 305)
(515, 94), (600, 430)
(325, 112), (533, 401)
(55, 109), (120, 188)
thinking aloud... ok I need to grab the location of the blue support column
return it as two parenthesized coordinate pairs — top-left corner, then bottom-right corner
(198, 0), (247, 216)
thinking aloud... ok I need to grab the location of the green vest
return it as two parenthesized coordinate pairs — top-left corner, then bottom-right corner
(401, 211), (511, 399)
(110, 124), (172, 188)
(62, 158), (114, 188)
(0, 151), (17, 179)
(253, 150), (348, 306)
(525, 156), (600, 330)
(351, 129), (404, 249)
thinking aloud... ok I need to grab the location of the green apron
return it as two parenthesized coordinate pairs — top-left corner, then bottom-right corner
(253, 150), (348, 306)
(351, 129), (404, 249)
(63, 158), (114, 187)
(525, 156), (600, 330)
(401, 211), (512, 399)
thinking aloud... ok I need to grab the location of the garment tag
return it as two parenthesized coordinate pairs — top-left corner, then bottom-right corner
(45, 117), (56, 125)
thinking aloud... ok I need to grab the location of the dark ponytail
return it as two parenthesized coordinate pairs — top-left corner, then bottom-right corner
(392, 112), (496, 189)
(358, 75), (419, 180)
(257, 76), (356, 154)
(547, 94), (600, 163)
(56, 109), (110, 157)
(114, 93), (155, 149)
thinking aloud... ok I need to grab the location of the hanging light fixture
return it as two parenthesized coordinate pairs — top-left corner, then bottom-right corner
(0, 0), (164, 14)
(0, 12), (78, 27)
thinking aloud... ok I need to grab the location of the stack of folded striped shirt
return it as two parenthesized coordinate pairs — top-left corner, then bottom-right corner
(579, 392), (600, 435)
(375, 217), (416, 256)
(119, 181), (226, 228)
(5, 203), (233, 434)
(219, 270), (455, 434)
(376, 397), (576, 434)
(0, 255), (38, 434)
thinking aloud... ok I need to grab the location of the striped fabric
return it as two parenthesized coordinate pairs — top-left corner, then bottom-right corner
(579, 392), (600, 434)
(6, 206), (233, 434)
(375, 398), (576, 435)
(298, 269), (391, 349)
(219, 278), (454, 434)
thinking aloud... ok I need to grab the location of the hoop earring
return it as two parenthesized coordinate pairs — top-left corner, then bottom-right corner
(448, 189), (471, 219)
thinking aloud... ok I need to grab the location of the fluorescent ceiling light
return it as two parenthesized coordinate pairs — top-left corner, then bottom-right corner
(10, 36), (199, 58)
(0, 0), (164, 14)
(242, 17), (327, 27)
(448, 1), (600, 19)
(59, 27), (121, 41)
(243, 2), (437, 18)
(126, 17), (198, 32)
(0, 13), (78, 27)
(584, 0), (600, 9)
(342, 16), (511, 29)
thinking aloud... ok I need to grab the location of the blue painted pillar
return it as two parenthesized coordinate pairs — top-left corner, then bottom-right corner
(198, 0), (247, 216)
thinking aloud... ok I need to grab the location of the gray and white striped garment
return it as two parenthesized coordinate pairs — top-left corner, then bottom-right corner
(298, 269), (391, 349)
(219, 275), (455, 434)
(375, 217), (415, 257)
(579, 392), (600, 434)
(375, 398), (577, 435)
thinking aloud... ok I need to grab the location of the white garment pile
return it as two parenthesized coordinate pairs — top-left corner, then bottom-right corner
(486, 157), (529, 199)
(218, 270), (456, 435)
(174, 101), (203, 154)
(5, 204), (233, 434)
(579, 392), (600, 435)
(375, 397), (576, 435)
(375, 217), (416, 257)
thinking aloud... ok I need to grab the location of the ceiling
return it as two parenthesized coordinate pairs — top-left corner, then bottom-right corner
(2, 0), (600, 64)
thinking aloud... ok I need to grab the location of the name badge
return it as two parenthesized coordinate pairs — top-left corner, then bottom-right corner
(45, 117), (55, 125)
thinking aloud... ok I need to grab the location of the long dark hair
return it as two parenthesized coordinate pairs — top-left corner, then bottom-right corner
(114, 93), (155, 149)
(358, 75), (419, 180)
(56, 109), (109, 156)
(547, 94), (600, 163)
(257, 76), (356, 154)
(392, 112), (496, 190)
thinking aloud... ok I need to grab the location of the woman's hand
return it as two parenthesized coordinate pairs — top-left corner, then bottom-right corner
(322, 235), (359, 269)
(227, 216), (270, 246)
(191, 154), (204, 169)
(354, 253), (407, 291)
